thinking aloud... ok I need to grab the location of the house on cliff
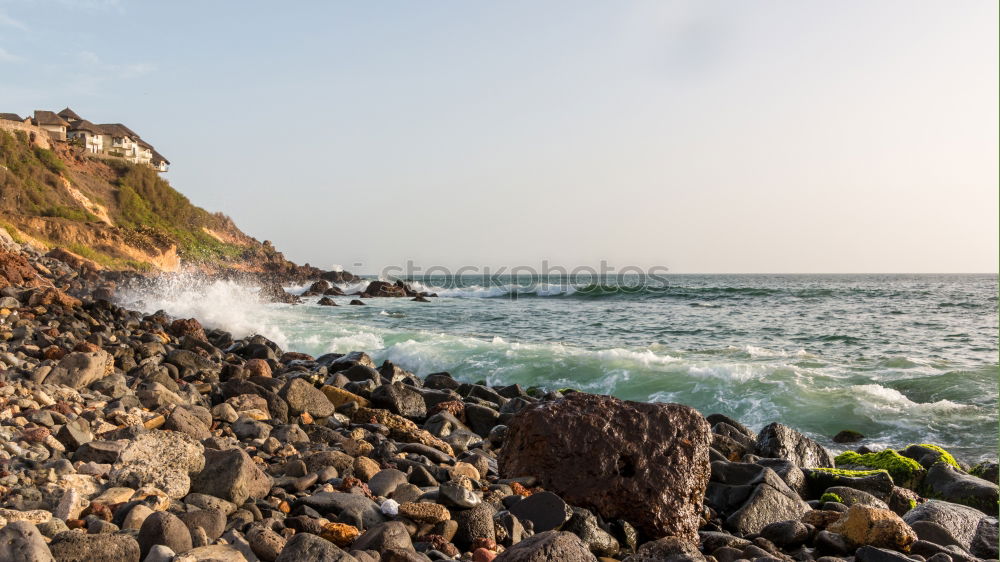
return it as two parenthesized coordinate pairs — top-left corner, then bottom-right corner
(2, 106), (172, 172)
(32, 110), (70, 140)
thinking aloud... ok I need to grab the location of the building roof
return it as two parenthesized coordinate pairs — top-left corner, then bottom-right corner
(97, 123), (140, 138)
(136, 139), (153, 150)
(33, 110), (70, 127)
(151, 150), (170, 165)
(0, 113), (23, 122)
(68, 119), (102, 134)
(57, 107), (82, 121)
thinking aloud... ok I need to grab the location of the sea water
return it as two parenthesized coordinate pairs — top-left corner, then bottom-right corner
(123, 273), (999, 462)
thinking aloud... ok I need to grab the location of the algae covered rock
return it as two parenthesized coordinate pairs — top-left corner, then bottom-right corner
(835, 450), (926, 490)
(920, 462), (999, 514)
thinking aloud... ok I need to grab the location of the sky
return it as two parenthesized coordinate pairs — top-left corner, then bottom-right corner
(0, 0), (997, 274)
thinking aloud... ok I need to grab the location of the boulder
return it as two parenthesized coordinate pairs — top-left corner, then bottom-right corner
(108, 431), (205, 499)
(494, 530), (597, 561)
(138, 511), (193, 559)
(43, 351), (110, 390)
(499, 393), (711, 543)
(802, 468), (894, 500)
(902, 500), (987, 551)
(351, 521), (413, 553)
(189, 447), (272, 504)
(47, 531), (141, 562)
(828, 504), (917, 551)
(371, 383), (426, 419)
(920, 462), (999, 514)
(280, 378), (335, 417)
(706, 462), (811, 535)
(0, 521), (54, 562)
(755, 423), (834, 468)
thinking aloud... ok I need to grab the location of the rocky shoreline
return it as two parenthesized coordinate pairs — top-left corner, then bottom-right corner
(0, 235), (996, 562)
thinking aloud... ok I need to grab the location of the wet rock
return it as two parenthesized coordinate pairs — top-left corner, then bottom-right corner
(507, 491), (572, 533)
(47, 531), (141, 562)
(189, 447), (272, 504)
(0, 521), (54, 562)
(755, 423), (834, 468)
(828, 504), (917, 551)
(707, 462), (810, 535)
(138, 511), (193, 559)
(920, 462), (999, 514)
(834, 430), (865, 443)
(500, 393), (711, 543)
(494, 530), (597, 561)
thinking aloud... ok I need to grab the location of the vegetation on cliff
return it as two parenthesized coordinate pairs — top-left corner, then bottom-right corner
(0, 130), (289, 271)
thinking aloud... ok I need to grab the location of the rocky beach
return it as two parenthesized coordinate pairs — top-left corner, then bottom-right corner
(0, 225), (996, 562)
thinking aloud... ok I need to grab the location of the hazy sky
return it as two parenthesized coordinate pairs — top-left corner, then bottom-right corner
(1, 1), (997, 273)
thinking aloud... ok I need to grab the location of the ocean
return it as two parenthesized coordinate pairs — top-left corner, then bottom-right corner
(124, 273), (999, 463)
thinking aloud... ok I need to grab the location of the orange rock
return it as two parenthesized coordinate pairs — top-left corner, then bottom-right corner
(828, 504), (918, 551)
(42, 345), (65, 360)
(244, 358), (272, 378)
(320, 522), (360, 547)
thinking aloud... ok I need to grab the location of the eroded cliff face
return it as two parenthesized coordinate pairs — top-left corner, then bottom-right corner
(0, 131), (306, 276)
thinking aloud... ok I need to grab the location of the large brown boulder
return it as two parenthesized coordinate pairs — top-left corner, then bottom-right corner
(499, 393), (711, 543)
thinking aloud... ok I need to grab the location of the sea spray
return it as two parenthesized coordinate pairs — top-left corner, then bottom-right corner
(117, 272), (293, 349)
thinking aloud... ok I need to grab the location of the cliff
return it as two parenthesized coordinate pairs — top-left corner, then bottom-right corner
(0, 129), (313, 277)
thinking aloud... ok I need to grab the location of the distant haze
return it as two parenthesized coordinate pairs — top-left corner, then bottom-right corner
(1, 1), (996, 273)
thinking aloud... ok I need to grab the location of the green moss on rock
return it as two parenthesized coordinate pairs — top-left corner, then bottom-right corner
(820, 492), (843, 504)
(835, 450), (925, 489)
(909, 443), (959, 469)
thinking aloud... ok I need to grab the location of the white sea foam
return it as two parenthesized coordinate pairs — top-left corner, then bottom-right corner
(119, 273), (291, 348)
(850, 384), (973, 414)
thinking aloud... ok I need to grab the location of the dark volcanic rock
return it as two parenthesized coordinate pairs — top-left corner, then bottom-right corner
(494, 530), (597, 561)
(507, 491), (572, 532)
(920, 462), (999, 513)
(755, 422), (834, 468)
(499, 393), (711, 543)
(351, 521), (413, 553)
(902, 500), (986, 551)
(371, 382), (426, 419)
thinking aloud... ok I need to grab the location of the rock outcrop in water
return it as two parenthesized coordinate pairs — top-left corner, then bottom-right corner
(0, 236), (995, 561)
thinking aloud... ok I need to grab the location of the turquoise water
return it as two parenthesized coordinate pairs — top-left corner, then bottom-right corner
(131, 273), (999, 462)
